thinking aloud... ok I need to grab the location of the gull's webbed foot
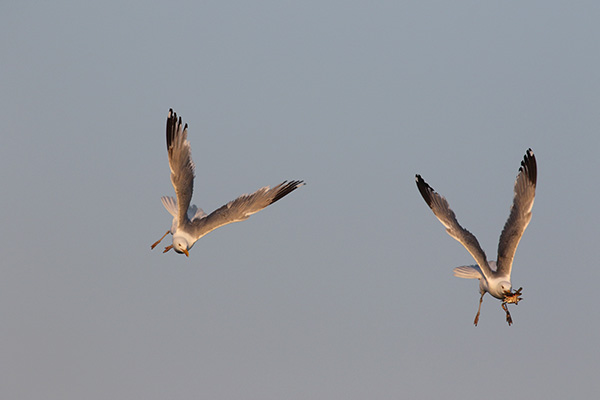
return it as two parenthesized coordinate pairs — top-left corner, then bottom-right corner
(501, 302), (513, 326)
(151, 230), (170, 250)
(474, 292), (485, 326)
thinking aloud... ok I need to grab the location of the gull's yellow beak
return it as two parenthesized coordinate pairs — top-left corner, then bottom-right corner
(183, 248), (189, 257)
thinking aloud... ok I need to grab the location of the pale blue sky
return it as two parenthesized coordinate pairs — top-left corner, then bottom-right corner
(2, 1), (599, 399)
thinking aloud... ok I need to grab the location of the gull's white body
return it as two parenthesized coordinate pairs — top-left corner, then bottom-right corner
(416, 149), (537, 325)
(151, 109), (304, 257)
(454, 261), (511, 300)
(160, 195), (206, 252)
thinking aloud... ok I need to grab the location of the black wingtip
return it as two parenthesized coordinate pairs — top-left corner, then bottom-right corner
(415, 174), (434, 207)
(166, 109), (185, 150)
(166, 109), (176, 149)
(270, 180), (305, 204)
(168, 108), (178, 123)
(519, 148), (537, 187)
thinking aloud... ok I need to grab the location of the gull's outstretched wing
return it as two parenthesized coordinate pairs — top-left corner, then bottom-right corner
(416, 174), (492, 278)
(166, 109), (195, 227)
(187, 180), (305, 240)
(496, 149), (537, 277)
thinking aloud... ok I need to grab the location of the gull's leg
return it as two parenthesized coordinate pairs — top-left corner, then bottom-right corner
(163, 245), (173, 253)
(474, 292), (485, 326)
(151, 230), (170, 250)
(501, 302), (513, 326)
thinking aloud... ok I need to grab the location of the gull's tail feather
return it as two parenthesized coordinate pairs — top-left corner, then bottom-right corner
(161, 196), (206, 221)
(453, 265), (483, 279)
(161, 196), (178, 218)
(187, 204), (207, 221)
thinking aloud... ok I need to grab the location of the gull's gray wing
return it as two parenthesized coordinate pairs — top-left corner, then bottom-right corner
(416, 174), (492, 278)
(166, 109), (195, 227)
(496, 149), (537, 278)
(187, 180), (304, 240)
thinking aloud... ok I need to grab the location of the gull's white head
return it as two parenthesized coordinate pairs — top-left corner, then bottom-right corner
(172, 236), (190, 257)
(497, 281), (512, 295)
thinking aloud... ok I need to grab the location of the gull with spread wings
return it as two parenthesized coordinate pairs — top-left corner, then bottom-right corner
(151, 109), (304, 257)
(415, 149), (536, 325)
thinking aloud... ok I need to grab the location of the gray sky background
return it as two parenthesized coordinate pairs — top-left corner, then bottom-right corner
(2, 1), (599, 399)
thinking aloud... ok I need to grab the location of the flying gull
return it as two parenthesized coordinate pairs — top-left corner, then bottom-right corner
(151, 109), (304, 257)
(415, 149), (536, 325)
